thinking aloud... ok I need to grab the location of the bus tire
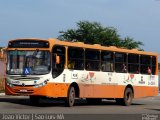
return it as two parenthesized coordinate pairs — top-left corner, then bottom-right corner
(65, 86), (75, 107)
(116, 88), (133, 106)
(29, 96), (40, 106)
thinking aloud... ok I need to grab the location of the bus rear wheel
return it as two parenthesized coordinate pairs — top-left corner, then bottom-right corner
(116, 88), (133, 106)
(65, 86), (75, 107)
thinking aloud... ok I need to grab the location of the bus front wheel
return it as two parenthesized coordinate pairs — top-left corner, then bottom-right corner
(65, 86), (75, 107)
(116, 88), (133, 106)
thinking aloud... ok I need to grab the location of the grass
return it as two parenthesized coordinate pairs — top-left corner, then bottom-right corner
(0, 76), (5, 93)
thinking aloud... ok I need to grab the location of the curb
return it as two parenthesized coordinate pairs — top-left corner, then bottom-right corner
(0, 93), (5, 96)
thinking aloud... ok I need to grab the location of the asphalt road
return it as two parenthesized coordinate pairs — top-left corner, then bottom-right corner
(0, 95), (160, 120)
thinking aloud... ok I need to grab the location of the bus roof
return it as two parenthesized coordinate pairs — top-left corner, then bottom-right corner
(48, 38), (158, 56)
(8, 38), (158, 56)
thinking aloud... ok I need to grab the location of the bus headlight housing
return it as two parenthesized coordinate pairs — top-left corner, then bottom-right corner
(7, 82), (14, 87)
(33, 79), (49, 88)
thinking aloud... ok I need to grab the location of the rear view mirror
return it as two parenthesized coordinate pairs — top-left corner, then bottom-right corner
(56, 55), (60, 64)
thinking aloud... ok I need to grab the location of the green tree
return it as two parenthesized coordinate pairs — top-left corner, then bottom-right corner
(120, 37), (144, 50)
(58, 21), (143, 50)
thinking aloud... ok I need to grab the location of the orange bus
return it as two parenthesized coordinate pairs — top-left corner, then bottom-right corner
(5, 38), (159, 107)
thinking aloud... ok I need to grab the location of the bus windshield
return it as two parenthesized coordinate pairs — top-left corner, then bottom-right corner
(7, 50), (50, 75)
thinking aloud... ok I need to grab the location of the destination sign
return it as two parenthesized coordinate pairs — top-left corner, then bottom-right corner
(8, 40), (49, 48)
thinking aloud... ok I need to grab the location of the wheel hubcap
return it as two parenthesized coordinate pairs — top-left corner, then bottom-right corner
(126, 92), (131, 102)
(69, 89), (75, 104)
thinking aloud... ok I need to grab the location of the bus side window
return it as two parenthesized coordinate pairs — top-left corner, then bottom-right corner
(152, 56), (156, 75)
(68, 47), (84, 70)
(85, 49), (100, 71)
(101, 51), (114, 72)
(115, 53), (127, 73)
(52, 46), (65, 78)
(147, 66), (151, 74)
(140, 55), (151, 74)
(128, 54), (139, 74)
(68, 60), (75, 69)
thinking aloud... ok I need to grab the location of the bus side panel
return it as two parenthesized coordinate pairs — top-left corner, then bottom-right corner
(79, 84), (94, 98)
(34, 83), (70, 97)
(78, 84), (158, 99)
(79, 84), (125, 98)
(93, 85), (125, 98)
(93, 85), (116, 98)
(133, 86), (159, 98)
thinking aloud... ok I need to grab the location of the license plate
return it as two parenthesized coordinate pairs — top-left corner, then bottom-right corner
(19, 89), (28, 92)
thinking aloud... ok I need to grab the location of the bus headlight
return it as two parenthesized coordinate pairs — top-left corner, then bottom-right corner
(7, 82), (14, 87)
(33, 80), (48, 88)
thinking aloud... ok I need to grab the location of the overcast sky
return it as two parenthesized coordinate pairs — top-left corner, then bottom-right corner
(0, 0), (160, 53)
